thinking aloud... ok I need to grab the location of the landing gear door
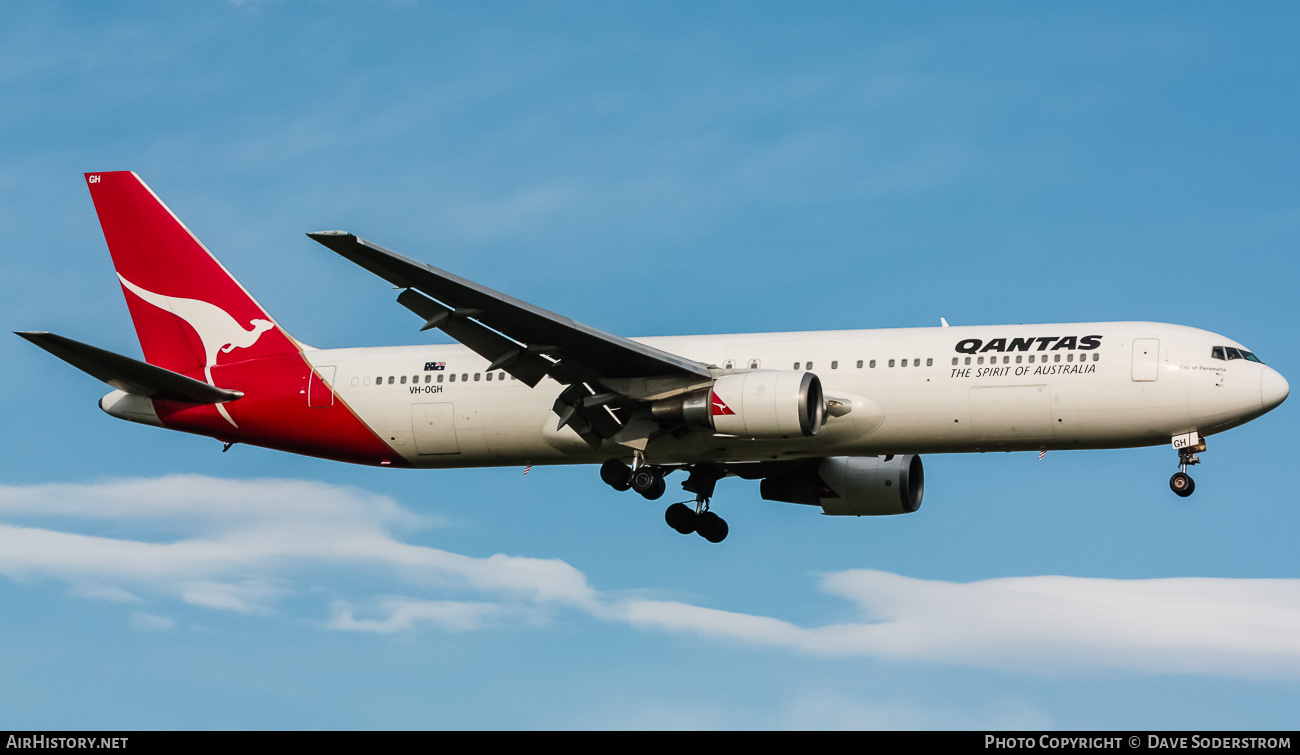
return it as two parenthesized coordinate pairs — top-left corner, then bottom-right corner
(1132, 339), (1160, 382)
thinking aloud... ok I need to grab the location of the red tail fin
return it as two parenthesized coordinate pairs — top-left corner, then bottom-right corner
(85, 172), (300, 377)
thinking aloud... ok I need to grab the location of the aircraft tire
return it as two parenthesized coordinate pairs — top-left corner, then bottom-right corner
(631, 467), (663, 498)
(1170, 472), (1195, 498)
(665, 503), (697, 534)
(697, 512), (728, 543)
(600, 459), (632, 491)
(641, 476), (666, 500)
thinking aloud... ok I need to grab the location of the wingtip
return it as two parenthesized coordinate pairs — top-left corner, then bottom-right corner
(307, 230), (354, 238)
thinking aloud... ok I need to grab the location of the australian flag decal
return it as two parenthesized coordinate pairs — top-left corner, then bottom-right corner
(424, 362), (446, 371)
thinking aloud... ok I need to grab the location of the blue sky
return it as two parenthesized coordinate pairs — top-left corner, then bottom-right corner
(2, 2), (1298, 730)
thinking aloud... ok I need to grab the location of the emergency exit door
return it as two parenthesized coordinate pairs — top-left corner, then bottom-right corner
(411, 403), (461, 455)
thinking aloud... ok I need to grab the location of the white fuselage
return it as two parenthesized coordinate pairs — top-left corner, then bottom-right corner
(297, 321), (1285, 468)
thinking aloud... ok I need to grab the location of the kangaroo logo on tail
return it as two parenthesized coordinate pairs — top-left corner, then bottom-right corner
(118, 274), (275, 427)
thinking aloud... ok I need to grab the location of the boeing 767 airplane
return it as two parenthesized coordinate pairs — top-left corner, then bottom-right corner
(16, 172), (1290, 543)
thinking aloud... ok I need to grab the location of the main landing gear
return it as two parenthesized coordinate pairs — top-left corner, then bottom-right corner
(599, 459), (729, 543)
(600, 458), (665, 499)
(1169, 437), (1205, 498)
(665, 502), (728, 543)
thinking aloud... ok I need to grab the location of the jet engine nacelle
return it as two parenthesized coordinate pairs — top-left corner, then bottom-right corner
(651, 370), (825, 439)
(760, 455), (924, 516)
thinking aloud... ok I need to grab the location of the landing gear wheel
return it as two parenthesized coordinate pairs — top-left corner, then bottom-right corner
(696, 511), (729, 543)
(1170, 471), (1195, 498)
(600, 459), (632, 491)
(665, 503), (697, 534)
(643, 476), (666, 500)
(631, 467), (666, 500)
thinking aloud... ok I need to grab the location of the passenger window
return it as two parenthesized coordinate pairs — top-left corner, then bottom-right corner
(364, 377), (371, 386)
(462, 373), (469, 381)
(401, 375), (407, 384)
(1093, 353), (1099, 362)
(857, 360), (864, 368)
(888, 359), (895, 367)
(806, 362), (814, 370)
(450, 374), (456, 382)
(1002, 356), (1009, 365)
(926, 358), (933, 367)
(1067, 353), (1074, 362)
(1028, 356), (1035, 364)
(387, 376), (394, 385)
(1211, 347), (1226, 361)
(437, 374), (444, 383)
(793, 362), (800, 370)
(1015, 355), (1022, 364)
(486, 372), (493, 381)
(1054, 354), (1061, 363)
(901, 359), (908, 368)
(964, 357), (971, 366)
(951, 358), (958, 366)
(424, 374), (430, 384)
(474, 373), (481, 381)
(831, 361), (838, 369)
(977, 357), (984, 365)
(870, 360), (876, 368)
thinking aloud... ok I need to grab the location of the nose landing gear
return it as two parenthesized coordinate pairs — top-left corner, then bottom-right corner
(1169, 434), (1204, 498)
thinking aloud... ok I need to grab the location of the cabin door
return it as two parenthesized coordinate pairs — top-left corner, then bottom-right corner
(1132, 339), (1160, 382)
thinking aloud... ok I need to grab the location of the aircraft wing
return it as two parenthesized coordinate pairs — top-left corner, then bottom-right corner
(15, 331), (243, 404)
(308, 231), (716, 446)
(307, 232), (713, 386)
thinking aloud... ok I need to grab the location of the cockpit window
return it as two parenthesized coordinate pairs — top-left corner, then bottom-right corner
(1216, 346), (1265, 364)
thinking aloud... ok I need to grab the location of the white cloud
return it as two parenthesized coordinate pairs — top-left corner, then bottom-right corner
(2, 475), (1299, 680)
(0, 475), (592, 615)
(330, 598), (518, 634)
(616, 571), (1300, 679)
(129, 611), (174, 632)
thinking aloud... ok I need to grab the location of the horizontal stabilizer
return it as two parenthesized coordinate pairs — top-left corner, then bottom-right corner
(15, 331), (243, 405)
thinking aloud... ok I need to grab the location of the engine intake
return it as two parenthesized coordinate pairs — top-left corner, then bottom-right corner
(760, 455), (924, 516)
(651, 370), (824, 439)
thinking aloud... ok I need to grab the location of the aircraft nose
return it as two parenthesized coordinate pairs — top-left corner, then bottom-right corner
(1261, 367), (1289, 412)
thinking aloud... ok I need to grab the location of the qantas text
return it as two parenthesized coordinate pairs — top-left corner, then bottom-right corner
(955, 336), (1102, 354)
